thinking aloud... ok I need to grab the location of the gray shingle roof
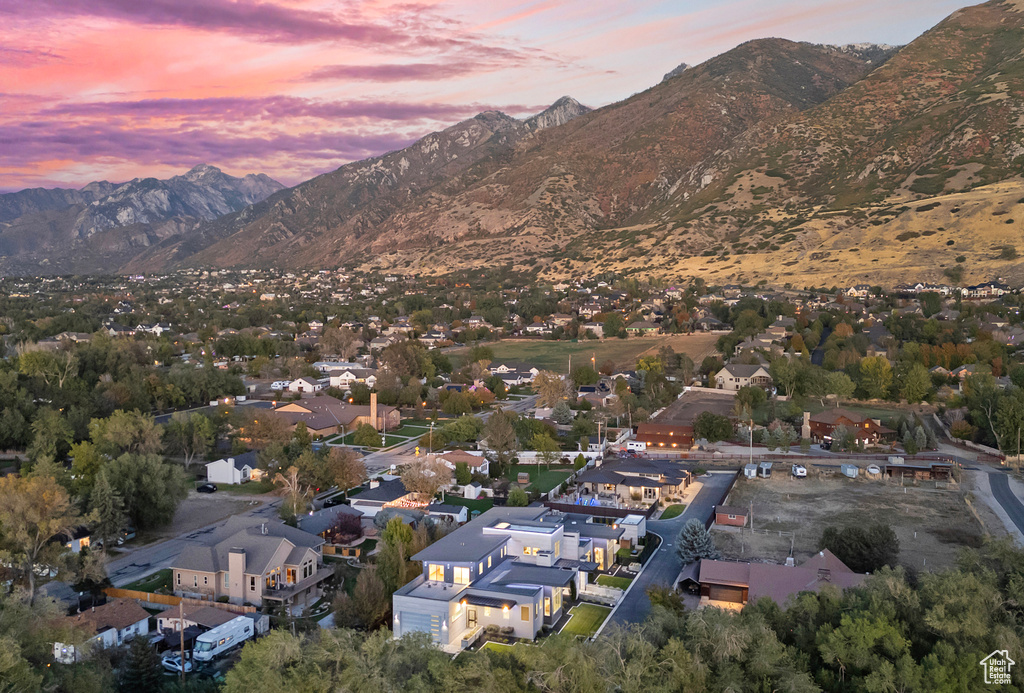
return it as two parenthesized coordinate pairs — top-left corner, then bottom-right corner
(172, 517), (323, 576)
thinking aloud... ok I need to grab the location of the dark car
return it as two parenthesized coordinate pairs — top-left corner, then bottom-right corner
(197, 483), (218, 494)
(323, 496), (345, 508)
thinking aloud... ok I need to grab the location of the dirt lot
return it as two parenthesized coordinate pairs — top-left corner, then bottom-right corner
(150, 493), (259, 538)
(712, 471), (1005, 572)
(654, 388), (736, 427)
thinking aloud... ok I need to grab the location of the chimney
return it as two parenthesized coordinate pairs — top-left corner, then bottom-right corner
(370, 392), (379, 430)
(369, 479), (380, 489)
(801, 412), (811, 440)
(785, 557), (795, 567)
(261, 523), (267, 535)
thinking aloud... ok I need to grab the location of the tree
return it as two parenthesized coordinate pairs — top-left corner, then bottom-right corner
(551, 400), (575, 425)
(454, 462), (472, 486)
(483, 409), (518, 477)
(90, 469), (127, 555)
(27, 407), (73, 464)
(164, 412), (215, 468)
(441, 391), (471, 416)
(820, 523), (899, 573)
(676, 518), (719, 564)
(353, 423), (382, 447)
(333, 565), (391, 630)
(507, 487), (529, 507)
(531, 433), (561, 471)
(534, 371), (569, 408)
(899, 363), (931, 403)
(859, 356), (893, 400)
(326, 447), (366, 498)
(292, 421), (312, 450)
(320, 327), (361, 360)
(574, 453), (588, 470)
(0, 474), (83, 604)
(105, 453), (189, 530)
(18, 349), (78, 389)
(769, 358), (801, 398)
(693, 411), (734, 443)
(400, 458), (452, 500)
(243, 410), (293, 449)
(89, 410), (163, 458)
(570, 365), (599, 389)
(826, 371), (856, 402)
(118, 634), (164, 693)
(603, 312), (624, 338)
(273, 466), (310, 520)
(734, 385), (766, 414)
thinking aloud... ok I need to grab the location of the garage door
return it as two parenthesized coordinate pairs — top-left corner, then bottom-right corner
(708, 585), (745, 603)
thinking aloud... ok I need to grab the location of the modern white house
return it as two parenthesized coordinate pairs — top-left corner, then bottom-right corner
(55, 598), (151, 663)
(206, 451), (264, 485)
(392, 506), (620, 652)
(288, 377), (323, 394)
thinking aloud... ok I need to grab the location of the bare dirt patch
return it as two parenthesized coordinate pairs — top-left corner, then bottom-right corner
(152, 493), (257, 538)
(712, 474), (997, 572)
(655, 388), (736, 427)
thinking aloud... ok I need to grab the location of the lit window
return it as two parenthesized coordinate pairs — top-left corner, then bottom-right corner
(487, 556), (492, 568)
(478, 562), (483, 573)
(429, 564), (444, 581)
(521, 606), (530, 621)
(484, 607), (491, 617)
(453, 567), (470, 584)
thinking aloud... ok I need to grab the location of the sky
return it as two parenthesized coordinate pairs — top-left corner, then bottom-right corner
(0, 0), (971, 192)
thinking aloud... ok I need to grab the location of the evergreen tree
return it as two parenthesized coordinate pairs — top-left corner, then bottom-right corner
(118, 636), (164, 692)
(676, 518), (720, 564)
(90, 469), (127, 554)
(507, 487), (529, 507)
(551, 400), (575, 425)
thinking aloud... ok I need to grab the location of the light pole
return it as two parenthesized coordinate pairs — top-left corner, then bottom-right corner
(429, 421), (435, 454)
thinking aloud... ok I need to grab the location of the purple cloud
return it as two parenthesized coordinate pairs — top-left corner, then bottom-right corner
(304, 62), (480, 82)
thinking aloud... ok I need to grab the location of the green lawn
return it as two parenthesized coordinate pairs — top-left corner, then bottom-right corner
(215, 479), (275, 495)
(442, 496), (494, 514)
(595, 575), (633, 590)
(388, 425), (430, 437)
(481, 642), (518, 653)
(506, 465), (574, 493)
(660, 504), (687, 520)
(124, 568), (172, 593)
(561, 604), (611, 638)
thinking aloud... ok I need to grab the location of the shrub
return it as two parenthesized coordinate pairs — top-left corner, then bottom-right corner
(820, 523), (899, 573)
(1000, 245), (1018, 260)
(352, 423), (382, 447)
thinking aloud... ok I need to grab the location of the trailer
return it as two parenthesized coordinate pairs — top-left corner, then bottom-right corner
(192, 616), (253, 662)
(758, 461), (773, 479)
(626, 441), (647, 452)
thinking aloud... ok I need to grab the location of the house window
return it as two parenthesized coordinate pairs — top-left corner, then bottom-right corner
(553, 541), (560, 557)
(453, 567), (470, 585)
(429, 564), (444, 581)
(203, 576), (208, 586)
(250, 576), (256, 591)
(521, 606), (530, 621)
(176, 573), (180, 586)
(287, 568), (296, 584)
(193, 575), (198, 588)
(478, 562), (483, 574)
(484, 607), (491, 617)
(224, 574), (229, 589)
(487, 556), (492, 568)
(728, 514), (736, 520)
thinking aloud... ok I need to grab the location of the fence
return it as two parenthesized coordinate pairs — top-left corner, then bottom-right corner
(104, 587), (258, 614)
(543, 500), (659, 519)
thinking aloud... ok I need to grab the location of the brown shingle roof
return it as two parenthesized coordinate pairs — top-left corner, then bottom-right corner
(68, 598), (149, 635)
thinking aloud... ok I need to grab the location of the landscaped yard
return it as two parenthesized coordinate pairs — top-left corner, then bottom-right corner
(561, 604), (611, 638)
(442, 496), (494, 514)
(124, 568), (172, 593)
(481, 642), (518, 653)
(506, 465), (574, 493)
(595, 575), (633, 590)
(449, 334), (719, 372)
(660, 504), (687, 520)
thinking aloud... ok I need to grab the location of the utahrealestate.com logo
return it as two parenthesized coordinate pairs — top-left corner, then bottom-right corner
(980, 650), (1015, 685)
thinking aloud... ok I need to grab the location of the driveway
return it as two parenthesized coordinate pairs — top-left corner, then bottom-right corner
(607, 471), (735, 627)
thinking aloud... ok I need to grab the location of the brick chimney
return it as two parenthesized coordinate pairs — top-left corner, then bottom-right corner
(370, 391), (378, 430)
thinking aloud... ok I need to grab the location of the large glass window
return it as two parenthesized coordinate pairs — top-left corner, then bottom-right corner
(520, 606), (530, 621)
(429, 564), (444, 581)
(453, 566), (470, 585)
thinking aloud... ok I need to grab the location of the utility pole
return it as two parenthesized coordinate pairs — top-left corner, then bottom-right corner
(179, 600), (185, 684)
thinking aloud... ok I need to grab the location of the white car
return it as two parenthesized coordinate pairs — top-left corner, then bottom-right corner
(161, 654), (193, 673)
(791, 464), (807, 478)
(866, 464), (881, 476)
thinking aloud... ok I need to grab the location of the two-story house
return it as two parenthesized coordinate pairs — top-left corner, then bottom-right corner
(714, 364), (773, 391)
(392, 507), (612, 652)
(171, 517), (332, 612)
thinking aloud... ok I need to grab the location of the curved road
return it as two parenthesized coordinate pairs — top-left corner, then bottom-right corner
(608, 471), (736, 627)
(989, 472), (1024, 535)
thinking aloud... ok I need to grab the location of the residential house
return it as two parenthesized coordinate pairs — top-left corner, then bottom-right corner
(582, 322), (605, 338)
(171, 517), (332, 610)
(273, 394), (399, 436)
(577, 458), (691, 505)
(714, 364), (772, 391)
(489, 362), (539, 386)
(288, 377), (323, 394)
(433, 450), (491, 477)
(801, 410), (894, 445)
(328, 368), (378, 390)
(206, 451), (265, 485)
(55, 599), (151, 662)
(349, 478), (423, 517)
(844, 285), (871, 299)
(392, 507), (607, 652)
(625, 321), (661, 336)
(634, 423), (695, 450)
(680, 549), (865, 607)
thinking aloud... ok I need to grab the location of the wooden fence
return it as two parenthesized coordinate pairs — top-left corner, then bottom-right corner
(104, 587), (257, 614)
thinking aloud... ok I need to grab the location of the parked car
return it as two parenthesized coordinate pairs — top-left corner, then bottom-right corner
(161, 654), (193, 673)
(322, 496), (345, 508)
(791, 464), (807, 478)
(197, 483), (218, 494)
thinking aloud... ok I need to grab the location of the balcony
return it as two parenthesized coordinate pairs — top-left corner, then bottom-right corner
(261, 567), (334, 603)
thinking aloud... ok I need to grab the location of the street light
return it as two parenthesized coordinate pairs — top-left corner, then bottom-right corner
(429, 421), (435, 453)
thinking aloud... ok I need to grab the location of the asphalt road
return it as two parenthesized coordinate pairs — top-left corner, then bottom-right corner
(608, 471), (736, 627)
(989, 472), (1024, 535)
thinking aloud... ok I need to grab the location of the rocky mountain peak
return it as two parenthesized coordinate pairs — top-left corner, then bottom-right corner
(524, 96), (590, 130)
(662, 62), (691, 82)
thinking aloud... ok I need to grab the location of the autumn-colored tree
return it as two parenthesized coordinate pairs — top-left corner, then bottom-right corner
(534, 370), (570, 408)
(273, 466), (310, 519)
(327, 447), (366, 498)
(400, 458), (452, 501)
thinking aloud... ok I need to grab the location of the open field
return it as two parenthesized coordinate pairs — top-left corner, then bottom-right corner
(506, 465), (574, 493)
(713, 474), (1004, 572)
(655, 389), (736, 427)
(154, 494), (253, 538)
(451, 333), (719, 372)
(562, 604), (611, 637)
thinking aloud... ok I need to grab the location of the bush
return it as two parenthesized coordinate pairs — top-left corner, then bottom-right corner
(353, 423), (382, 447)
(507, 487), (529, 507)
(485, 625), (499, 634)
(820, 523), (899, 573)
(500, 627), (514, 635)
(1000, 245), (1018, 260)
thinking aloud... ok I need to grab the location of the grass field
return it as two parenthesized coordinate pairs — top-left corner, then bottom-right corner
(442, 496), (494, 514)
(562, 604), (611, 638)
(481, 642), (518, 652)
(215, 479), (275, 495)
(124, 568), (172, 593)
(659, 504), (687, 520)
(595, 575), (633, 590)
(715, 475), (1001, 571)
(506, 465), (574, 493)
(450, 334), (719, 372)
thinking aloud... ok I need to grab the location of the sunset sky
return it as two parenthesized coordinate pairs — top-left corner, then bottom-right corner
(0, 0), (969, 192)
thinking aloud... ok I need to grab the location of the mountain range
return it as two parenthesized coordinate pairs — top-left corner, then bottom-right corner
(4, 0), (1024, 287)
